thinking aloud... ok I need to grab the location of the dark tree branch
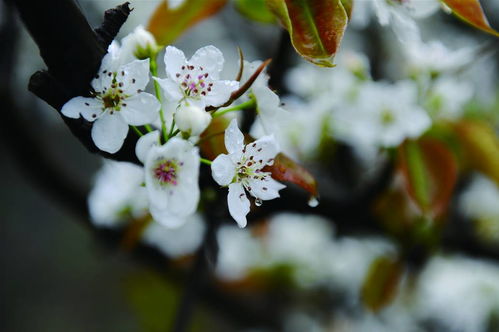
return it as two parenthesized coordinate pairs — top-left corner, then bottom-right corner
(11, 0), (140, 163)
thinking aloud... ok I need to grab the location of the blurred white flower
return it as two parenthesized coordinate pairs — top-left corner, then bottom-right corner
(211, 119), (285, 227)
(373, 0), (440, 42)
(120, 25), (159, 61)
(416, 256), (499, 332)
(331, 81), (431, 148)
(460, 174), (499, 220)
(265, 213), (336, 287)
(216, 225), (265, 280)
(142, 214), (206, 258)
(136, 131), (200, 228)
(427, 77), (473, 120)
(62, 48), (160, 153)
(174, 104), (211, 136)
(406, 40), (476, 76)
(156, 45), (239, 110)
(88, 160), (148, 227)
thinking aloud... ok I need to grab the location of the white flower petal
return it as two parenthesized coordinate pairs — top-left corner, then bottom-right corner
(150, 206), (187, 228)
(136, 130), (160, 164)
(190, 45), (225, 80)
(120, 93), (160, 125)
(164, 46), (188, 80)
(224, 119), (245, 158)
(118, 59), (151, 93)
(145, 138), (200, 217)
(244, 135), (280, 166)
(247, 177), (285, 201)
(155, 77), (184, 103)
(203, 80), (239, 107)
(228, 182), (250, 228)
(91, 112), (129, 153)
(168, 181), (200, 217)
(211, 154), (236, 186)
(62, 96), (101, 120)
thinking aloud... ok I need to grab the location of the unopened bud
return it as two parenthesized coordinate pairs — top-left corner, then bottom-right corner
(121, 25), (159, 60)
(175, 105), (211, 136)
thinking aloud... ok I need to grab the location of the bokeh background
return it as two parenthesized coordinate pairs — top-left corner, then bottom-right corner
(1, 0), (499, 331)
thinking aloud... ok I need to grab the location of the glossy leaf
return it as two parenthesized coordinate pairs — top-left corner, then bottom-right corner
(236, 0), (275, 23)
(264, 153), (319, 200)
(398, 139), (458, 219)
(266, 0), (349, 67)
(147, 0), (228, 46)
(454, 120), (499, 185)
(361, 255), (403, 312)
(441, 0), (499, 37)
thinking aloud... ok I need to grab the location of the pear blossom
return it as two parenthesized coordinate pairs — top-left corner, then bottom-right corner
(331, 81), (431, 148)
(142, 214), (206, 258)
(62, 50), (161, 153)
(211, 119), (286, 227)
(88, 160), (148, 227)
(120, 25), (159, 61)
(405, 40), (477, 76)
(174, 104), (212, 136)
(136, 131), (201, 228)
(426, 77), (473, 120)
(155, 45), (239, 111)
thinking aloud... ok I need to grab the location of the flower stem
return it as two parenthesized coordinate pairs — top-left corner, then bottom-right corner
(131, 125), (144, 137)
(150, 55), (168, 142)
(212, 98), (256, 118)
(200, 158), (212, 165)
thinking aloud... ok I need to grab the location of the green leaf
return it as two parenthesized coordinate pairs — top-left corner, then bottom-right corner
(361, 255), (403, 312)
(440, 0), (499, 37)
(265, 0), (349, 67)
(235, 0), (275, 23)
(147, 0), (228, 46)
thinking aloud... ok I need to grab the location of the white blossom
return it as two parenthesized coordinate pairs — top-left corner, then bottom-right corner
(155, 45), (239, 110)
(136, 131), (201, 228)
(460, 174), (499, 222)
(211, 119), (285, 227)
(174, 104), (211, 136)
(88, 160), (148, 227)
(62, 48), (160, 153)
(142, 214), (206, 258)
(331, 81), (431, 148)
(405, 40), (477, 76)
(426, 77), (473, 120)
(120, 25), (159, 61)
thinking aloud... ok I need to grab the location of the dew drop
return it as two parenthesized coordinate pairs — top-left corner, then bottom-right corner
(308, 197), (319, 208)
(255, 198), (262, 207)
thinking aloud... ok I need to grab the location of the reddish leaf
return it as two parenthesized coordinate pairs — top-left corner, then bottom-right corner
(147, 0), (228, 46)
(266, 0), (349, 67)
(441, 0), (499, 37)
(264, 153), (319, 200)
(454, 120), (499, 185)
(361, 255), (403, 312)
(198, 116), (230, 160)
(398, 138), (458, 220)
(121, 214), (153, 251)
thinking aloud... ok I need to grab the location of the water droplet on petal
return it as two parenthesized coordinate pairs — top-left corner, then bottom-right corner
(308, 197), (319, 208)
(255, 198), (262, 207)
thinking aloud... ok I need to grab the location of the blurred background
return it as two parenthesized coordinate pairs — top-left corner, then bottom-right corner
(1, 0), (499, 331)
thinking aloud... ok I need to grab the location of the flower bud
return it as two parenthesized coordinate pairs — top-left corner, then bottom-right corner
(121, 25), (159, 60)
(175, 105), (211, 136)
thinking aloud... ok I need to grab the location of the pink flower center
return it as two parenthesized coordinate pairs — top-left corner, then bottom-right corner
(176, 65), (214, 98)
(154, 159), (181, 185)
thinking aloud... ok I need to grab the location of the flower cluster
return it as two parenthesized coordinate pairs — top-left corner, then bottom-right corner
(64, 27), (287, 229)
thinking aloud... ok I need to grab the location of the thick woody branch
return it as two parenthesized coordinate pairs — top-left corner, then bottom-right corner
(12, 0), (139, 163)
